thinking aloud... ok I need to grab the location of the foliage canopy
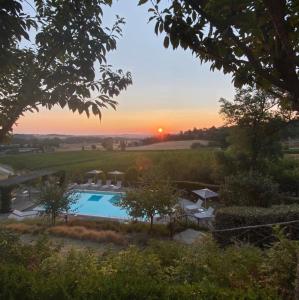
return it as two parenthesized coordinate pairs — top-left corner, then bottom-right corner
(37, 181), (77, 224)
(0, 0), (132, 141)
(141, 0), (299, 110)
(0, 228), (298, 299)
(219, 87), (296, 170)
(119, 169), (178, 230)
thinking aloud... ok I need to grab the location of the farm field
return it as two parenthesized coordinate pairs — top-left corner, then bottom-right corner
(0, 149), (217, 182)
(127, 139), (210, 150)
(56, 143), (105, 152)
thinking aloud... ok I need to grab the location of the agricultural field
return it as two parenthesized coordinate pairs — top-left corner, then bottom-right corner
(127, 139), (210, 150)
(0, 149), (218, 183)
(56, 143), (105, 152)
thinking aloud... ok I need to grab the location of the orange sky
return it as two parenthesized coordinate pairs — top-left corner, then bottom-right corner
(14, 1), (232, 136)
(14, 106), (223, 136)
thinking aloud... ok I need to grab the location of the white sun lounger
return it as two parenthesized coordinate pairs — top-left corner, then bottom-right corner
(67, 183), (78, 190)
(194, 207), (214, 219)
(112, 181), (122, 190)
(81, 178), (93, 188)
(185, 199), (203, 211)
(102, 180), (112, 189)
(93, 179), (102, 189)
(8, 209), (39, 220)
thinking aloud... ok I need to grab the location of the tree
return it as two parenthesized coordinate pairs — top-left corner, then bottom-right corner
(220, 171), (279, 207)
(219, 87), (296, 171)
(140, 0), (299, 110)
(125, 166), (139, 185)
(102, 137), (114, 151)
(119, 169), (178, 231)
(37, 181), (77, 225)
(0, 0), (132, 142)
(120, 140), (126, 151)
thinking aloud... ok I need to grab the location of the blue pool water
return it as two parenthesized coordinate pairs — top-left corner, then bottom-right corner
(34, 190), (129, 219)
(69, 191), (128, 219)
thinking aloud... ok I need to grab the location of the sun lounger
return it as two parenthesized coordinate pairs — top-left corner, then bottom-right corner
(102, 180), (112, 189)
(185, 199), (203, 211)
(8, 209), (39, 220)
(81, 178), (93, 188)
(193, 207), (214, 220)
(67, 183), (78, 190)
(112, 181), (122, 190)
(93, 179), (102, 189)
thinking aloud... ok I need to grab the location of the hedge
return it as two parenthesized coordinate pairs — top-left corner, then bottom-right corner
(213, 205), (299, 247)
(280, 195), (299, 205)
(118, 180), (221, 192)
(0, 187), (12, 213)
(172, 181), (220, 192)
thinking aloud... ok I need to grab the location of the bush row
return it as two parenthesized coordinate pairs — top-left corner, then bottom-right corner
(214, 205), (299, 247)
(280, 195), (299, 205)
(172, 180), (220, 192)
(0, 228), (298, 299)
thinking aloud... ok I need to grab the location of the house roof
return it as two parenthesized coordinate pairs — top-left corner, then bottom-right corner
(0, 170), (60, 188)
(0, 164), (14, 176)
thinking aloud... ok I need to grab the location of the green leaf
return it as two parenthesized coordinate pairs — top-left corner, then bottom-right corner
(163, 36), (169, 48)
(138, 0), (148, 5)
(154, 21), (160, 35)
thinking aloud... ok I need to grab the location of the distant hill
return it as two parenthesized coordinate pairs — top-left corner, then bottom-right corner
(13, 133), (149, 140)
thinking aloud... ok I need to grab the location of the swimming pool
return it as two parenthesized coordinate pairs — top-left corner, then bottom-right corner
(70, 190), (128, 219)
(35, 190), (129, 219)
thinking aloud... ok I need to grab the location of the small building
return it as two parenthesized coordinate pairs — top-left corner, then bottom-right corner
(0, 164), (14, 180)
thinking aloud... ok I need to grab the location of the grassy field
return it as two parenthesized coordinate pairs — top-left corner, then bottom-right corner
(0, 149), (217, 182)
(127, 139), (210, 150)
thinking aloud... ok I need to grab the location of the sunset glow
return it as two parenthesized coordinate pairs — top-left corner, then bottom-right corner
(13, 107), (224, 135)
(11, 1), (233, 136)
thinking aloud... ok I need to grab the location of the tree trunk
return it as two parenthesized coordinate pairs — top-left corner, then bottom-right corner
(295, 253), (299, 300)
(52, 213), (56, 225)
(150, 215), (153, 234)
(168, 217), (175, 237)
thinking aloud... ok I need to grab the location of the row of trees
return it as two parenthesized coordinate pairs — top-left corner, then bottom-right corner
(142, 126), (231, 147)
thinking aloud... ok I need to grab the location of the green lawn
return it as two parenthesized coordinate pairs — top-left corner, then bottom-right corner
(0, 149), (217, 182)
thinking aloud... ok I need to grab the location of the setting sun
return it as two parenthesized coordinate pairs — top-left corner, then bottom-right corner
(157, 127), (163, 133)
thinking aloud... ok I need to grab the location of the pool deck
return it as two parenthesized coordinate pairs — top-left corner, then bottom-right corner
(70, 184), (126, 194)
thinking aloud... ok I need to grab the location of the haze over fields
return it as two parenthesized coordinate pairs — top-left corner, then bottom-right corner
(14, 1), (234, 136)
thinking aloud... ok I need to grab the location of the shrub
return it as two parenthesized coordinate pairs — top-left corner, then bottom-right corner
(47, 225), (127, 245)
(67, 219), (170, 237)
(214, 205), (299, 246)
(0, 228), (298, 299)
(4, 223), (37, 234)
(220, 172), (279, 207)
(124, 166), (139, 185)
(280, 195), (299, 205)
(267, 158), (299, 196)
(173, 180), (220, 192)
(190, 142), (203, 149)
